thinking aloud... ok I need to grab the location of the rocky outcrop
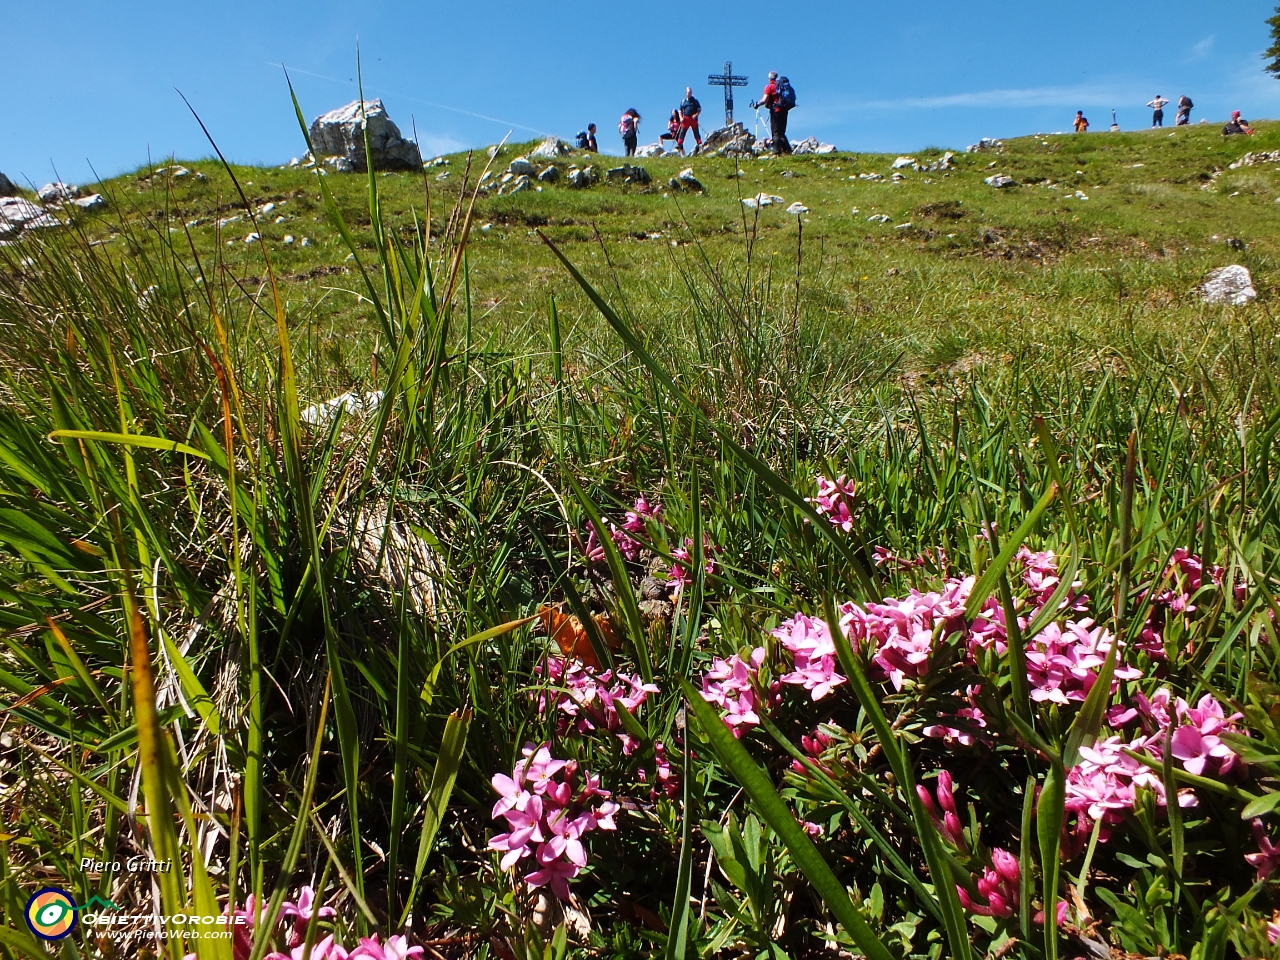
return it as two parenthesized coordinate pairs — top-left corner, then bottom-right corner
(1200, 265), (1256, 306)
(790, 137), (836, 155)
(309, 99), (421, 172)
(983, 174), (1016, 188)
(529, 137), (572, 160)
(606, 164), (651, 185)
(699, 123), (755, 157)
(0, 172), (16, 197)
(668, 168), (704, 192)
(37, 182), (78, 203)
(0, 196), (62, 237)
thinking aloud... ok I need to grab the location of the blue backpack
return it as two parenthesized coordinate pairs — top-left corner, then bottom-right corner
(777, 77), (797, 110)
(574, 131), (590, 149)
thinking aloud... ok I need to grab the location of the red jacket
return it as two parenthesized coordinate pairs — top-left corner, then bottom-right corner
(761, 80), (779, 111)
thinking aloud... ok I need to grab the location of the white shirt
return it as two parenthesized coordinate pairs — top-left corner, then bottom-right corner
(1147, 97), (1169, 110)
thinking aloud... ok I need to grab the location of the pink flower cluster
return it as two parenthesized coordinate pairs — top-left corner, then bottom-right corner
(1108, 688), (1246, 779)
(613, 495), (663, 561)
(536, 656), (658, 754)
(772, 613), (847, 701)
(700, 648), (766, 735)
(1247, 820), (1280, 881)
(669, 535), (716, 592)
(636, 739), (680, 800)
(1138, 547), (1226, 656)
(921, 684), (989, 746)
(873, 545), (946, 572)
(956, 848), (1020, 918)
(840, 578), (972, 691)
(1023, 619), (1141, 706)
(807, 475), (856, 532)
(488, 744), (618, 900)
(188, 887), (420, 960)
(1064, 736), (1191, 843)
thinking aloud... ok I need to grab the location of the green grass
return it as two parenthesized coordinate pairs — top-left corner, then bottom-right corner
(0, 113), (1279, 959)
(47, 121), (1280, 383)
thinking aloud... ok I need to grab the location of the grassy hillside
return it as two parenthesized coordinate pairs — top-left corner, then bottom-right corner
(53, 121), (1280, 383)
(3, 116), (1280, 960)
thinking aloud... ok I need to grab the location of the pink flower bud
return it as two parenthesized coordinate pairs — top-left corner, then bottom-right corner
(991, 848), (1020, 886)
(936, 771), (957, 814)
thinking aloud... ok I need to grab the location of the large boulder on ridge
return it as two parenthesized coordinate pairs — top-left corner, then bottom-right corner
(309, 99), (421, 172)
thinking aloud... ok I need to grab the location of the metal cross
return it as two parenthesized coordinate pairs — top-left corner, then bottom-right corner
(707, 61), (748, 127)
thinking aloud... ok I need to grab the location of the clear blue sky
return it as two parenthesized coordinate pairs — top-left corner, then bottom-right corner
(4, 0), (1279, 185)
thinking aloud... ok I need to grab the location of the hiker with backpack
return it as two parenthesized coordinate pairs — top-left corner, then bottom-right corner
(575, 124), (599, 152)
(753, 71), (795, 155)
(1176, 95), (1193, 125)
(677, 87), (703, 155)
(619, 109), (641, 157)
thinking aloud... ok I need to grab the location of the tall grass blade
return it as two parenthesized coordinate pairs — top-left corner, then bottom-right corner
(681, 680), (896, 960)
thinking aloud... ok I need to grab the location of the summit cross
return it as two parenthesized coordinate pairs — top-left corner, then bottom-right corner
(707, 61), (748, 127)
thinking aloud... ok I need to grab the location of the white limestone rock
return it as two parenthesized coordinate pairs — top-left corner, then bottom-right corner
(1200, 265), (1257, 306)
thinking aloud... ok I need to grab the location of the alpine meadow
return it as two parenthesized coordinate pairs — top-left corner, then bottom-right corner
(4, 95), (1280, 960)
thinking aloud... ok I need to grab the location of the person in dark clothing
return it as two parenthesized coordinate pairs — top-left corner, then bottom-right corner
(1223, 110), (1254, 135)
(619, 109), (641, 157)
(753, 71), (791, 155)
(586, 123), (598, 152)
(677, 87), (703, 155)
(1176, 95), (1193, 125)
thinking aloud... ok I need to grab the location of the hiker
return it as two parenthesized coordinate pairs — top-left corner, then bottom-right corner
(1073, 111), (1089, 133)
(677, 87), (703, 155)
(1176, 95), (1193, 125)
(575, 124), (599, 152)
(753, 71), (794, 155)
(661, 110), (681, 146)
(619, 109), (641, 157)
(1147, 95), (1170, 127)
(1223, 111), (1254, 135)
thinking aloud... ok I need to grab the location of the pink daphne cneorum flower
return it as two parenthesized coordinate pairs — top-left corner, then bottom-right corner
(346, 934), (424, 960)
(916, 771), (966, 850)
(807, 474), (856, 532)
(772, 613), (847, 701)
(280, 885), (337, 947)
(264, 935), (349, 960)
(700, 647), (766, 735)
(956, 847), (1020, 918)
(1246, 819), (1280, 881)
(488, 744), (619, 900)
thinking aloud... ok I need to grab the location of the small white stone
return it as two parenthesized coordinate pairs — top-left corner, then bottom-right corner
(245, 233), (259, 243)
(283, 235), (295, 244)
(301, 237), (311, 247)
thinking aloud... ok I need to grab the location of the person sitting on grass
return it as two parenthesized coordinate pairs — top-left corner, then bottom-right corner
(661, 110), (680, 147)
(1074, 111), (1089, 132)
(1223, 111), (1254, 135)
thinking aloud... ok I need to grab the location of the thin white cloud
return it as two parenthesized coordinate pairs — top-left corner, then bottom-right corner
(1187, 35), (1215, 62)
(818, 83), (1143, 117)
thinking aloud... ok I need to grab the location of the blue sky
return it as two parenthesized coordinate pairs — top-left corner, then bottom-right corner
(4, 0), (1279, 186)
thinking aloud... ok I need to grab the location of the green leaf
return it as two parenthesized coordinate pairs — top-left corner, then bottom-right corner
(47, 430), (211, 460)
(1240, 791), (1280, 820)
(963, 482), (1058, 620)
(681, 679), (896, 960)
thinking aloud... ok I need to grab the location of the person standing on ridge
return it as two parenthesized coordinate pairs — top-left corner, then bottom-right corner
(677, 87), (703, 155)
(1147, 94), (1170, 127)
(753, 71), (794, 155)
(1074, 111), (1089, 132)
(619, 109), (641, 157)
(1176, 95), (1193, 125)
(586, 123), (598, 152)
